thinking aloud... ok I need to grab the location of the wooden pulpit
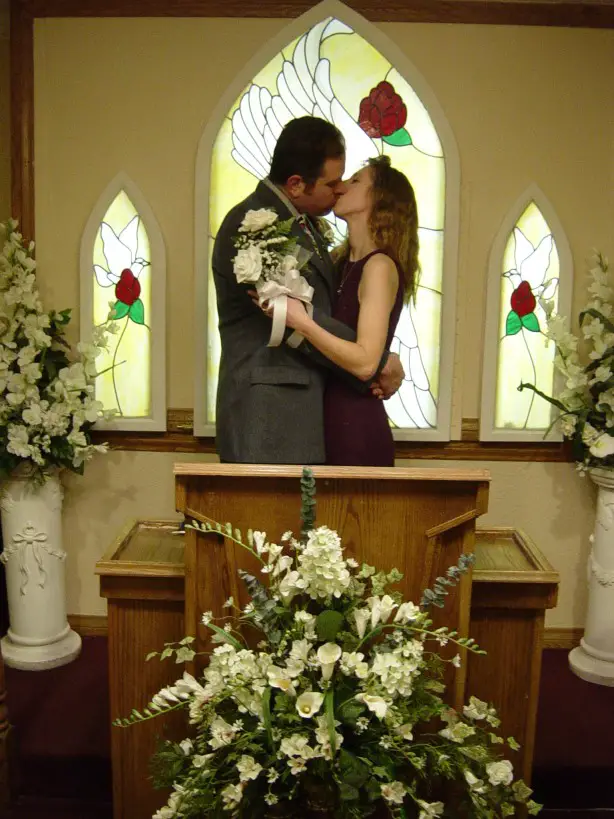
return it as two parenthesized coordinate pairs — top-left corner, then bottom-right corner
(98, 464), (558, 819)
(177, 464), (490, 706)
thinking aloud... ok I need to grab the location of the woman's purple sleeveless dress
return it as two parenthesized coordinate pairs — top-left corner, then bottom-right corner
(324, 249), (404, 466)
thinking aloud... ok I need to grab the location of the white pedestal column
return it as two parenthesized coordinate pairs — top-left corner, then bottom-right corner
(569, 468), (614, 686)
(0, 473), (81, 671)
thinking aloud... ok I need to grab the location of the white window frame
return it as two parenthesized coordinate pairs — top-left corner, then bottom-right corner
(193, 0), (460, 441)
(80, 171), (167, 431)
(480, 183), (573, 442)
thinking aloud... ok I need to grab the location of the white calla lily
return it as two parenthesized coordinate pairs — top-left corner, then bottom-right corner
(317, 642), (342, 681)
(295, 691), (324, 719)
(353, 608), (371, 639)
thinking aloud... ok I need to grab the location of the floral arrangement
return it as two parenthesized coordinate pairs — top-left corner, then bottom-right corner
(0, 219), (114, 482)
(117, 471), (540, 819)
(519, 252), (614, 469)
(233, 208), (314, 347)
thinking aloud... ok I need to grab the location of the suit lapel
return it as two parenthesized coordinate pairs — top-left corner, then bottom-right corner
(291, 218), (336, 297)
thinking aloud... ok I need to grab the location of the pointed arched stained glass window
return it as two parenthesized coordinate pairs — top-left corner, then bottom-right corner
(481, 194), (573, 440)
(81, 177), (166, 430)
(199, 13), (457, 440)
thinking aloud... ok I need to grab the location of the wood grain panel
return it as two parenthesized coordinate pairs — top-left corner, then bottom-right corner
(466, 610), (545, 784)
(108, 600), (186, 819)
(10, 0), (34, 239)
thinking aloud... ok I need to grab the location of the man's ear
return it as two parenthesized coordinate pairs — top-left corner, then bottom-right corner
(285, 174), (306, 200)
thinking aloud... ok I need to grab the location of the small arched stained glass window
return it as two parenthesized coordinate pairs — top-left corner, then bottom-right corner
(93, 192), (152, 418)
(481, 193), (572, 440)
(81, 176), (166, 430)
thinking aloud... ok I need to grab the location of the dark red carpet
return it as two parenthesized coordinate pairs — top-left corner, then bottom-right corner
(2, 640), (614, 817)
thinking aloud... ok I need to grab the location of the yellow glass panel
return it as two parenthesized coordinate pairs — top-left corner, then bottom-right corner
(495, 202), (559, 430)
(207, 18), (445, 429)
(92, 191), (151, 417)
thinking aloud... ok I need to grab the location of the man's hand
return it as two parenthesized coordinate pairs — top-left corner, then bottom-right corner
(371, 352), (404, 399)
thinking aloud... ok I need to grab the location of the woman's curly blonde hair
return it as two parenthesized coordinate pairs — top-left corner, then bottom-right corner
(334, 155), (420, 303)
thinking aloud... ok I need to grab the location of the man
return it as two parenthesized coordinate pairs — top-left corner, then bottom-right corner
(212, 116), (404, 464)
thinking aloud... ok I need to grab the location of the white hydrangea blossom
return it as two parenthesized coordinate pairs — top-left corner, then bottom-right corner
(297, 526), (351, 600)
(370, 639), (424, 698)
(0, 220), (113, 479)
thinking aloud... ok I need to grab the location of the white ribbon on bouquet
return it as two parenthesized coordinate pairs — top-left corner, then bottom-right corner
(257, 268), (314, 348)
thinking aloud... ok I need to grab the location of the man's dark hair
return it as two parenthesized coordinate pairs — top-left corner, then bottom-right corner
(268, 117), (345, 187)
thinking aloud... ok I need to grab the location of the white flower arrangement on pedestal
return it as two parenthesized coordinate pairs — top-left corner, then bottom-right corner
(117, 471), (541, 819)
(0, 219), (114, 482)
(520, 252), (614, 469)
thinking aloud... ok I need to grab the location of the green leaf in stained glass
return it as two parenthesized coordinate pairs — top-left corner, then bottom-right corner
(505, 310), (522, 336)
(129, 298), (145, 325)
(382, 127), (412, 147)
(521, 312), (540, 333)
(112, 301), (130, 320)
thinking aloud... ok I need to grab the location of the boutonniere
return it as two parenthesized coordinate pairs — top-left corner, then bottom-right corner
(316, 217), (335, 247)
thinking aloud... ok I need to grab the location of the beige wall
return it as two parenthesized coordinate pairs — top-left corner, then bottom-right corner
(10, 16), (614, 623)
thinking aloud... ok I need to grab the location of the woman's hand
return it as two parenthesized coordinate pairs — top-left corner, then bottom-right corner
(249, 290), (308, 330)
(284, 297), (308, 330)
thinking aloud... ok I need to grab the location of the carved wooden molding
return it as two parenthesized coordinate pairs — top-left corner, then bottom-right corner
(90, 409), (573, 461)
(15, 0), (614, 26)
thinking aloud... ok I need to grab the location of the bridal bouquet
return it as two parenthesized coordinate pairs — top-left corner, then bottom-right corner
(233, 208), (313, 347)
(116, 471), (540, 819)
(0, 219), (114, 483)
(519, 252), (614, 469)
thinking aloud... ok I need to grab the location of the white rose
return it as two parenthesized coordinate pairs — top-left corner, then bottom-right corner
(485, 759), (514, 787)
(281, 254), (299, 275)
(233, 245), (263, 284)
(240, 208), (278, 233)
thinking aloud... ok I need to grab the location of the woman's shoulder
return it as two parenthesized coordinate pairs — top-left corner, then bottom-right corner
(362, 250), (400, 281)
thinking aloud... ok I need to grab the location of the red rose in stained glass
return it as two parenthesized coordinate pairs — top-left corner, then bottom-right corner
(115, 269), (141, 306)
(510, 281), (536, 318)
(359, 81), (408, 138)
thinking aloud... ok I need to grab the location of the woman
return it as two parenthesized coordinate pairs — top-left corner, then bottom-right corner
(269, 155), (419, 466)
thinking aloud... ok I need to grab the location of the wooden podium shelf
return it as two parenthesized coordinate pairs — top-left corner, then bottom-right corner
(97, 468), (557, 819)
